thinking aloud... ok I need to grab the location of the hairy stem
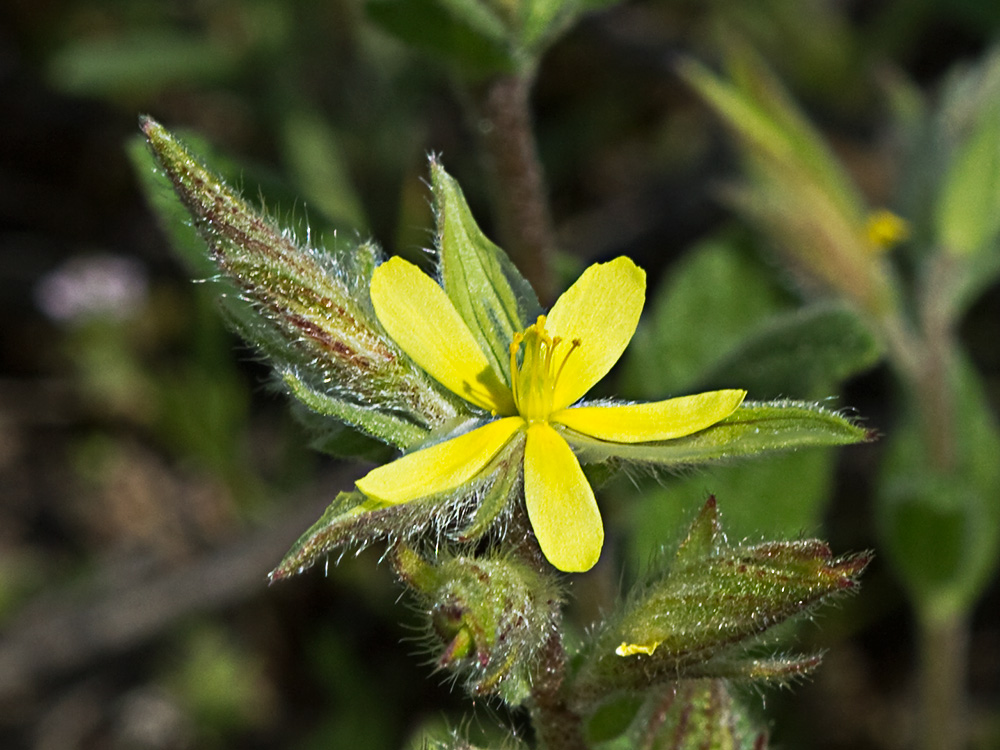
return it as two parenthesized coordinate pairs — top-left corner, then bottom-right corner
(470, 73), (557, 304)
(506, 508), (586, 750)
(529, 624), (588, 750)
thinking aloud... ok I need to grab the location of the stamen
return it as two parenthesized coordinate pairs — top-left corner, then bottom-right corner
(508, 315), (583, 422)
(553, 338), (581, 384)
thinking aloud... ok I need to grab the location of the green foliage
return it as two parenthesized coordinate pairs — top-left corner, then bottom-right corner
(573, 498), (868, 744)
(141, 117), (875, 749)
(624, 235), (791, 398)
(700, 304), (882, 400)
(878, 357), (1000, 622)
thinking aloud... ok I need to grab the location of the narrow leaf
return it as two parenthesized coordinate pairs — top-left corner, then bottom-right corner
(701, 304), (882, 399)
(567, 401), (872, 467)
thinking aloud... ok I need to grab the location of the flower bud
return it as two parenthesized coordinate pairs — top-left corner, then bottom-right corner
(393, 546), (561, 704)
(141, 117), (460, 446)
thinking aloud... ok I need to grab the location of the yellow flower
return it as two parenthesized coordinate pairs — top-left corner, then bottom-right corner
(356, 256), (745, 572)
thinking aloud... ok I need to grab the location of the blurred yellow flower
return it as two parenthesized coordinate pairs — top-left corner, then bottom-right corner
(356, 256), (745, 572)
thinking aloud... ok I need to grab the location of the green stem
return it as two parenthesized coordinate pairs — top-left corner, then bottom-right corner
(917, 612), (969, 750)
(875, 254), (970, 750)
(469, 72), (558, 304)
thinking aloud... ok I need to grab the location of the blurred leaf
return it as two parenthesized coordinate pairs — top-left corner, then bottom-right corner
(367, 0), (516, 76)
(701, 304), (882, 399)
(48, 32), (243, 99)
(169, 624), (271, 740)
(877, 356), (1000, 621)
(682, 45), (899, 314)
(432, 159), (541, 384)
(935, 97), (1000, 256)
(628, 449), (836, 564)
(281, 110), (369, 232)
(623, 235), (790, 398)
(681, 46), (863, 226)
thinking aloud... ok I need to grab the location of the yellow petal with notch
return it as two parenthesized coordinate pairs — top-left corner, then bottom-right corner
(356, 416), (523, 504)
(523, 423), (603, 572)
(370, 256), (514, 414)
(544, 257), (645, 411)
(554, 389), (746, 443)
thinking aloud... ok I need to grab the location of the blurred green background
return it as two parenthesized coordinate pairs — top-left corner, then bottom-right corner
(1, 0), (999, 748)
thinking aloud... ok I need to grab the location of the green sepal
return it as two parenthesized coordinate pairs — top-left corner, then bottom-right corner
(431, 159), (542, 384)
(566, 400), (872, 467)
(140, 117), (463, 444)
(455, 440), (523, 541)
(282, 370), (428, 450)
(701, 304), (882, 399)
(269, 432), (526, 582)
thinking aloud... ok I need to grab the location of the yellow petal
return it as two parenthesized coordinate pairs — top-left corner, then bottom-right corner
(615, 641), (660, 657)
(370, 256), (514, 414)
(356, 417), (523, 503)
(554, 389), (746, 443)
(544, 257), (645, 410)
(523, 423), (604, 572)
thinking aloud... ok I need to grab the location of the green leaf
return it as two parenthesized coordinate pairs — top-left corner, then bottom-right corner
(628, 450), (836, 565)
(366, 0), (516, 77)
(567, 401), (871, 467)
(936, 100), (1000, 256)
(280, 110), (369, 232)
(701, 304), (882, 399)
(431, 160), (542, 384)
(622, 234), (790, 398)
(877, 357), (1000, 621)
(48, 32), (242, 99)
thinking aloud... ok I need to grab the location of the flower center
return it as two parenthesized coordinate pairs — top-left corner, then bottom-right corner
(509, 315), (581, 422)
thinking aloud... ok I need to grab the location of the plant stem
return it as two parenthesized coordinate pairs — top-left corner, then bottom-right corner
(529, 627), (588, 750)
(505, 508), (587, 750)
(877, 255), (970, 750)
(917, 612), (969, 750)
(470, 72), (558, 304)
